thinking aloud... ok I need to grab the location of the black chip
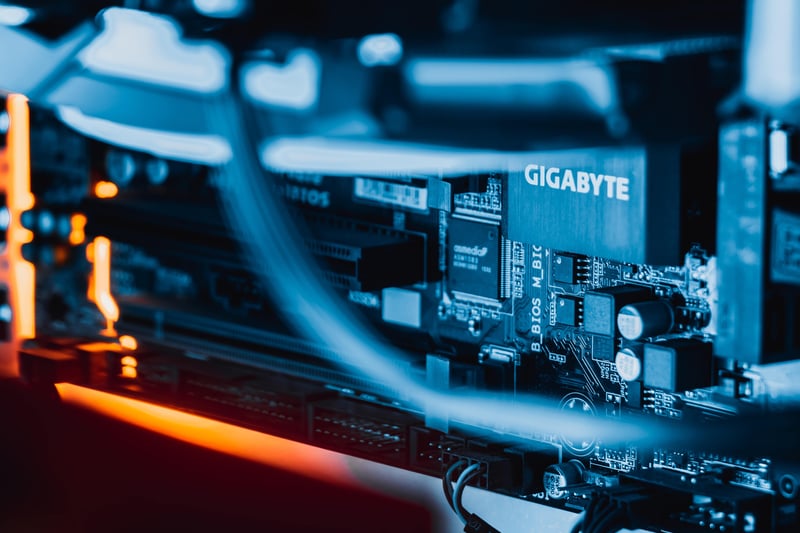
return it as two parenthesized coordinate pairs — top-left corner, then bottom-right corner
(448, 218), (500, 300)
(626, 380), (643, 409)
(555, 295), (581, 326)
(591, 335), (615, 361)
(552, 252), (584, 284)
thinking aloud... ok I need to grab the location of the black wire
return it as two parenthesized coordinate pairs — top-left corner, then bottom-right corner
(570, 503), (592, 533)
(453, 464), (484, 524)
(442, 460), (467, 512)
(441, 462), (501, 532)
(589, 508), (625, 533)
(579, 495), (602, 533)
(576, 493), (614, 533)
(584, 495), (603, 528)
(585, 499), (622, 533)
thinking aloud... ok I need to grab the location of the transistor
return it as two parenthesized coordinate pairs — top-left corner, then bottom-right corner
(552, 252), (589, 285)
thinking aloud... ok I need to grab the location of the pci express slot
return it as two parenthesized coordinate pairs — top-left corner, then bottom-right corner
(115, 298), (412, 400)
(176, 364), (327, 439)
(309, 397), (417, 466)
(83, 198), (241, 267)
(302, 213), (426, 291)
(85, 198), (427, 291)
(20, 337), (422, 468)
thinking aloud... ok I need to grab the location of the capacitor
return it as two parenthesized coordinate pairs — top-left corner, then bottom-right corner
(38, 210), (55, 236)
(56, 214), (72, 240)
(617, 300), (674, 341)
(615, 347), (642, 382)
(0, 207), (9, 232)
(105, 149), (137, 187)
(543, 460), (585, 500)
(145, 158), (170, 185)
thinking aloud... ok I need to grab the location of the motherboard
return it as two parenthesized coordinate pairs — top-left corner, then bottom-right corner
(2, 2), (800, 532)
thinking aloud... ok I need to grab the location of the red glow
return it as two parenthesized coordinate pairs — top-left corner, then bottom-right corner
(55, 383), (356, 487)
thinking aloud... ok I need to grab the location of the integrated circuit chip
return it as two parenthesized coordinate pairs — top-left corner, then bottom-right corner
(448, 218), (500, 300)
(552, 252), (588, 285)
(555, 295), (581, 326)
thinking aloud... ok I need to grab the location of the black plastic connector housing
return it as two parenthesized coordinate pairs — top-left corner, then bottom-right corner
(503, 443), (560, 494)
(442, 447), (518, 491)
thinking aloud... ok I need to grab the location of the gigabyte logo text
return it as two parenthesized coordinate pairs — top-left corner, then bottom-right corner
(524, 164), (630, 202)
(453, 245), (489, 257)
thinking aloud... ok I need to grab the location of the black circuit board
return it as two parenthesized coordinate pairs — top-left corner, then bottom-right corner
(21, 109), (778, 515)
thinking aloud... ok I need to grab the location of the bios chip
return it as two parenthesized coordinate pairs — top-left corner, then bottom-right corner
(448, 218), (500, 300)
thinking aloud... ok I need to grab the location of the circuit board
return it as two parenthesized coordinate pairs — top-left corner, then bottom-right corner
(5, 77), (798, 533)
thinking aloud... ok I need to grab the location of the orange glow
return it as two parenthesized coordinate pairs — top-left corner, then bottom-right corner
(5, 94), (35, 347)
(120, 365), (137, 379)
(7, 95), (34, 212)
(55, 383), (355, 487)
(91, 236), (119, 335)
(13, 261), (35, 339)
(85, 240), (96, 303)
(76, 342), (121, 353)
(120, 355), (137, 368)
(69, 213), (87, 245)
(94, 181), (119, 199)
(9, 226), (33, 245)
(119, 335), (138, 351)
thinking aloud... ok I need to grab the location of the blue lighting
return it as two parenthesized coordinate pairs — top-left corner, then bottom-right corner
(405, 58), (616, 113)
(260, 136), (512, 177)
(744, 0), (800, 108)
(241, 49), (321, 111)
(357, 33), (403, 67)
(0, 4), (33, 26)
(79, 8), (229, 93)
(58, 106), (232, 165)
(192, 0), (248, 19)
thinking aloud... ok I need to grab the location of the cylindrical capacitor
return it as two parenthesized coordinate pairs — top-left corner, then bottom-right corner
(617, 300), (674, 341)
(543, 460), (585, 500)
(615, 347), (642, 382)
